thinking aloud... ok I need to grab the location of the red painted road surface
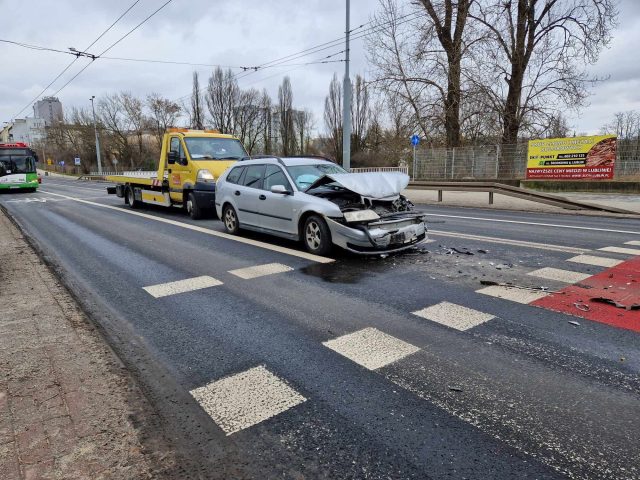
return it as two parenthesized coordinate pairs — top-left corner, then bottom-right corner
(532, 256), (640, 332)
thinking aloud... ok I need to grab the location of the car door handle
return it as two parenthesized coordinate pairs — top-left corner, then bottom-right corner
(259, 194), (266, 200)
(234, 191), (240, 196)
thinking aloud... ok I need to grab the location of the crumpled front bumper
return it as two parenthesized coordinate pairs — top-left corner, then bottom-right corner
(325, 214), (427, 254)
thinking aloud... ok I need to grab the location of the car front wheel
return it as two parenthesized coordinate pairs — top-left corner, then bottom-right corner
(222, 204), (239, 234)
(303, 215), (332, 255)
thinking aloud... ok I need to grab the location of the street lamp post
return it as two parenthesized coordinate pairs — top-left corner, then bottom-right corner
(89, 96), (103, 174)
(342, 0), (352, 171)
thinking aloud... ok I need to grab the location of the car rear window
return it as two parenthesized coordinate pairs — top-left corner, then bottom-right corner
(242, 165), (265, 189)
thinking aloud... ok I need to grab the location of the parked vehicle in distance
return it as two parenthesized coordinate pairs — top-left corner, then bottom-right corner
(215, 156), (427, 255)
(106, 128), (248, 219)
(0, 142), (39, 192)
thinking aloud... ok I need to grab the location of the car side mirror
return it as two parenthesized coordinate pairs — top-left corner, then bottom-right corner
(270, 184), (291, 195)
(168, 150), (178, 164)
(181, 157), (188, 166)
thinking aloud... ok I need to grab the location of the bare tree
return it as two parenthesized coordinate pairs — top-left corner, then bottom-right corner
(234, 88), (264, 154)
(120, 92), (148, 166)
(147, 93), (181, 146)
(323, 73), (343, 162)
(259, 89), (273, 154)
(98, 93), (134, 168)
(367, 0), (474, 148)
(190, 71), (205, 129)
(471, 0), (617, 174)
(351, 75), (371, 153)
(206, 67), (239, 134)
(294, 109), (315, 155)
(278, 76), (296, 156)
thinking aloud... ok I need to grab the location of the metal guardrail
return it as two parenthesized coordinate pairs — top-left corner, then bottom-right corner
(350, 166), (409, 174)
(407, 181), (639, 215)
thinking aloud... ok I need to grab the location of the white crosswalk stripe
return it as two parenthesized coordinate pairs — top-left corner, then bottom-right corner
(190, 366), (306, 436)
(477, 285), (549, 304)
(598, 246), (640, 256)
(228, 263), (293, 280)
(323, 328), (420, 371)
(412, 302), (495, 331)
(143, 275), (223, 298)
(625, 240), (640, 246)
(527, 267), (591, 284)
(566, 254), (623, 268)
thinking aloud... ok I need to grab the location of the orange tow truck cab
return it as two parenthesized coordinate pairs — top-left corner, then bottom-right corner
(106, 129), (247, 219)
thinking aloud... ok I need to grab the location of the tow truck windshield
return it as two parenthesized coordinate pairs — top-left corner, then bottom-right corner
(184, 137), (247, 160)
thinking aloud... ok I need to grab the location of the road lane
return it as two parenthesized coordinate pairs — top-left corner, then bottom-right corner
(2, 176), (639, 479)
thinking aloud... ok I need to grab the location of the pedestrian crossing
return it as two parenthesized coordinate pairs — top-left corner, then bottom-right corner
(154, 240), (639, 437)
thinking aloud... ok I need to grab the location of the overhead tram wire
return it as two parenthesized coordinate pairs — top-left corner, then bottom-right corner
(10, 0), (143, 120)
(233, 10), (423, 82)
(49, 0), (175, 99)
(170, 9), (423, 102)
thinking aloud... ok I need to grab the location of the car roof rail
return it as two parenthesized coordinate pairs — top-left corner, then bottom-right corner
(284, 155), (335, 162)
(242, 155), (286, 167)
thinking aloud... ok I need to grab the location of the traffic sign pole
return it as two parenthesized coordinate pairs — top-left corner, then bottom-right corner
(411, 135), (420, 180)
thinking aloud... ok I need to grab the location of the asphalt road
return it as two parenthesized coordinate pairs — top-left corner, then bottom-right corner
(2, 177), (639, 480)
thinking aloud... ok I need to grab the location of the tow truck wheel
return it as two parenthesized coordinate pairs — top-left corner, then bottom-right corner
(303, 215), (332, 256)
(125, 186), (141, 209)
(222, 204), (239, 234)
(186, 192), (203, 220)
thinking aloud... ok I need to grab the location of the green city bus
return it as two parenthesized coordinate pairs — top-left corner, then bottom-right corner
(0, 142), (39, 192)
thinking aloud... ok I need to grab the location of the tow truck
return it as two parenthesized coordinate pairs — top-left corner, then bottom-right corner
(107, 128), (247, 219)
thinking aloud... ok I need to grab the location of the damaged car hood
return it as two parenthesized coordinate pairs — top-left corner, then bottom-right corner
(306, 172), (410, 199)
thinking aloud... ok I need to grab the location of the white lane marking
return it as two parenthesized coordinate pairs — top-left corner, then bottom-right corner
(424, 213), (640, 235)
(527, 267), (592, 284)
(625, 240), (640, 246)
(229, 263), (293, 280)
(477, 285), (549, 304)
(598, 246), (640, 256)
(566, 254), (623, 268)
(428, 230), (589, 254)
(323, 327), (420, 371)
(412, 302), (495, 331)
(39, 190), (334, 263)
(190, 366), (306, 436)
(143, 275), (222, 298)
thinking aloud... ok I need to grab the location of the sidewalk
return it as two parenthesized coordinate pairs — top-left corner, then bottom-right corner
(0, 210), (175, 479)
(404, 189), (640, 215)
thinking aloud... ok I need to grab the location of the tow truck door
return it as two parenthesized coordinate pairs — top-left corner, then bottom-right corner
(168, 136), (188, 203)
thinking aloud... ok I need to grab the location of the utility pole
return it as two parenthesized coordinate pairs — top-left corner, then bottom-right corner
(342, 0), (352, 170)
(89, 96), (103, 174)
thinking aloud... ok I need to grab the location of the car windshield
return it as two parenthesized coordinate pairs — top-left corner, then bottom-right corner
(285, 163), (347, 191)
(184, 137), (247, 160)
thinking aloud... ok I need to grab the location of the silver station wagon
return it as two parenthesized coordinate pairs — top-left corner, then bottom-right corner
(214, 157), (428, 255)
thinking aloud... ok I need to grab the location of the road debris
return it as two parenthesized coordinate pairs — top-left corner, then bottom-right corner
(479, 280), (556, 293)
(568, 320), (581, 326)
(574, 303), (590, 312)
(590, 297), (640, 311)
(448, 386), (464, 392)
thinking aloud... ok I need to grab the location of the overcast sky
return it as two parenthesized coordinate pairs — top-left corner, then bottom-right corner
(1, 0), (637, 135)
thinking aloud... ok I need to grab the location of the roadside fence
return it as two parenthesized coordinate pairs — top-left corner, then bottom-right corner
(413, 142), (640, 181)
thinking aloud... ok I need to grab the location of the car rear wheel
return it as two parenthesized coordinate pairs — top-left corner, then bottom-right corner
(222, 204), (239, 234)
(303, 215), (332, 255)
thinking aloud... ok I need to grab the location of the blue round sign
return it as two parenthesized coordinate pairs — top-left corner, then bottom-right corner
(411, 135), (420, 146)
